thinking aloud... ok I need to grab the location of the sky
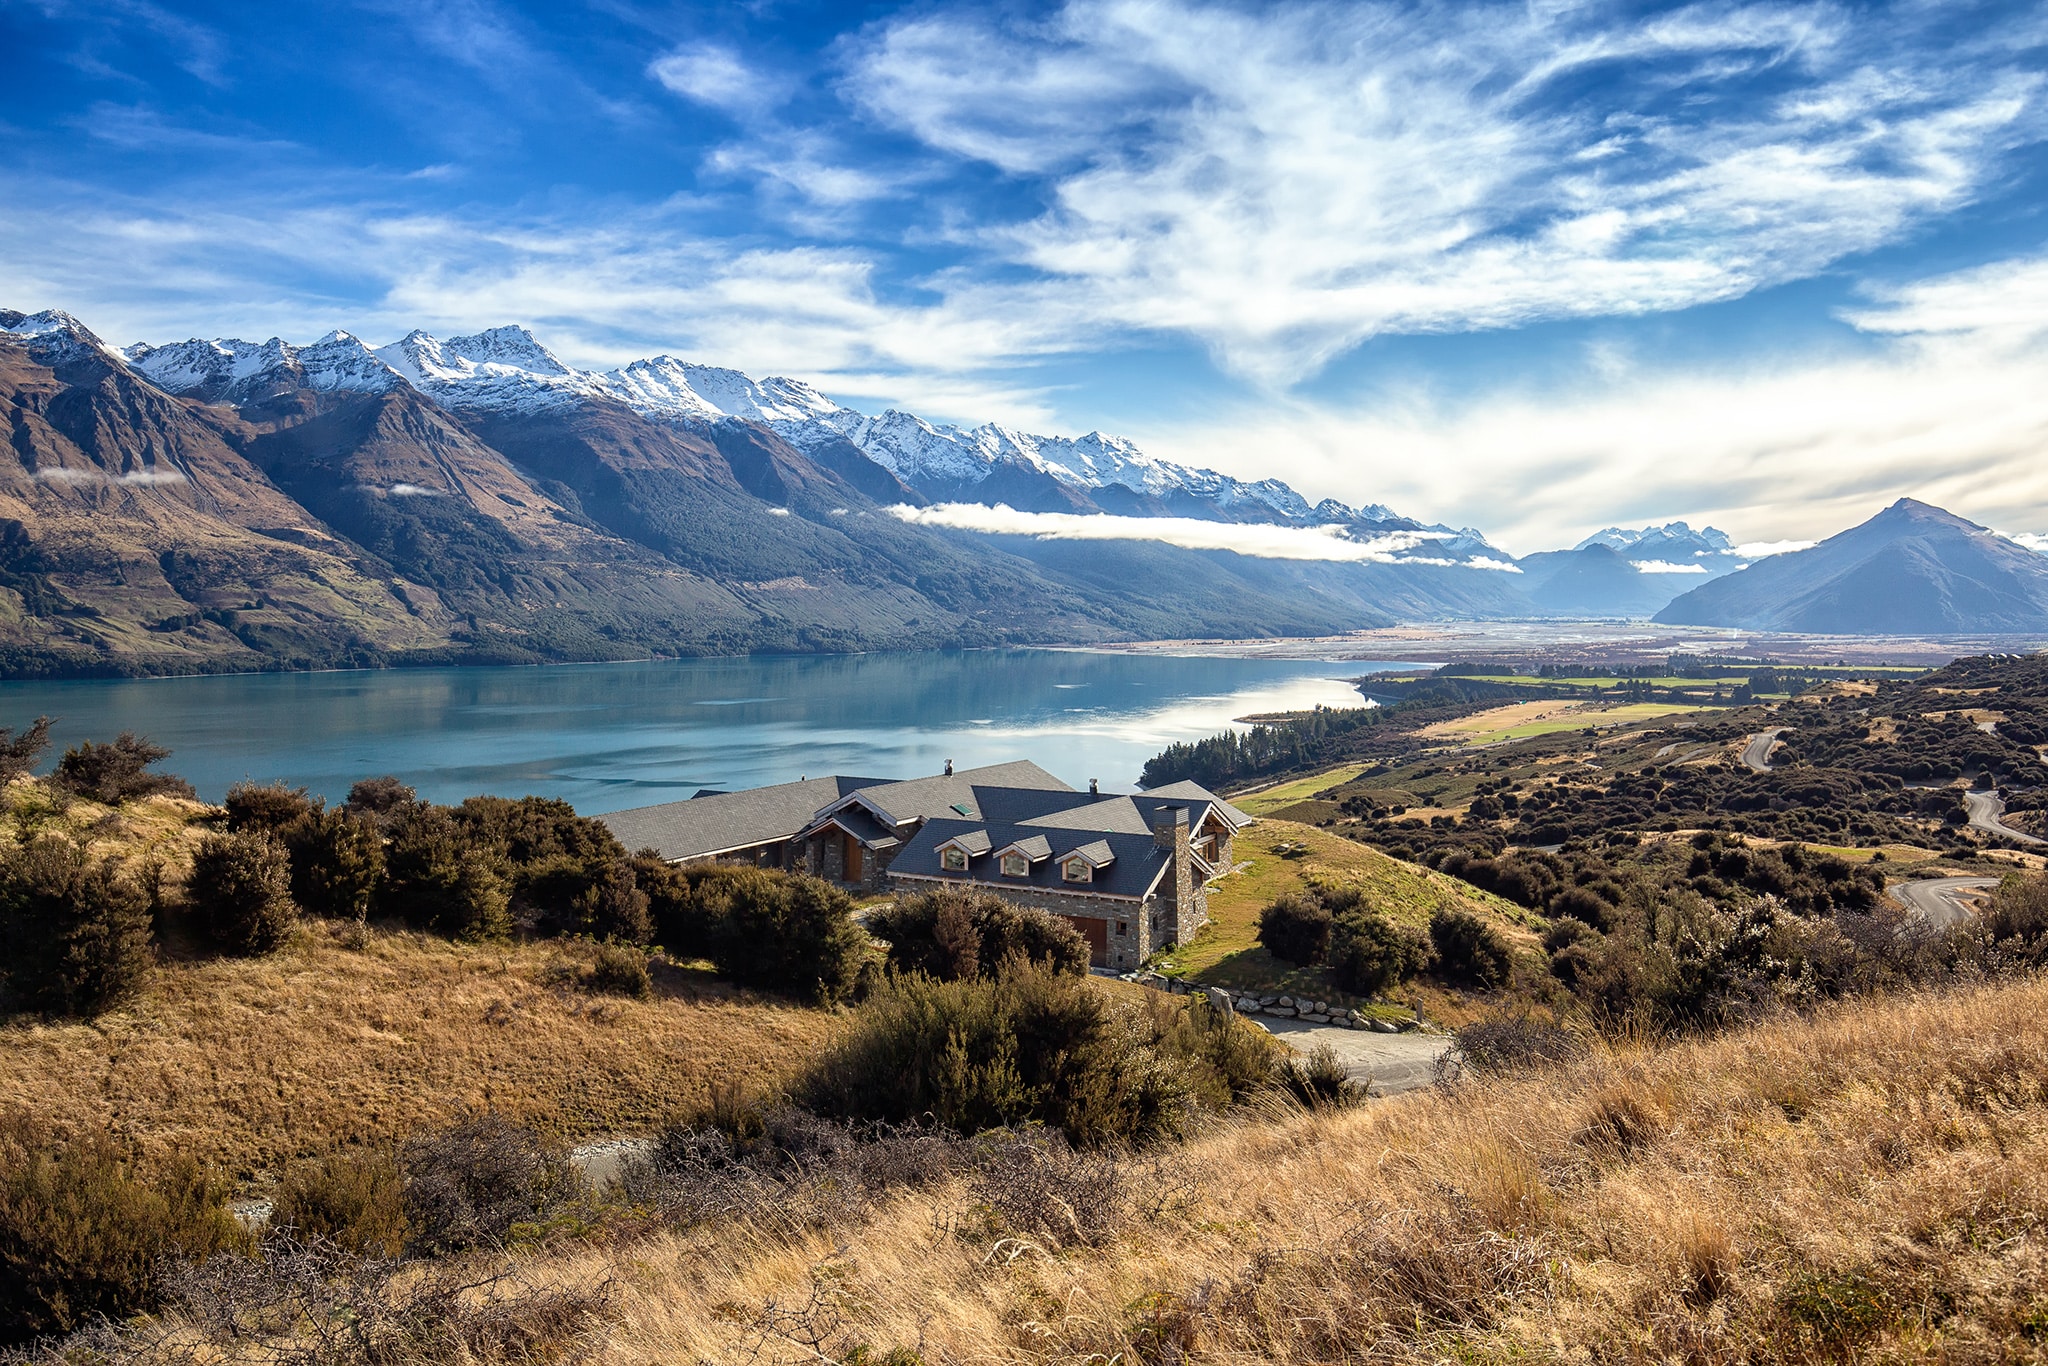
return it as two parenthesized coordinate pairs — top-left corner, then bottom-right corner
(3, 0), (2048, 554)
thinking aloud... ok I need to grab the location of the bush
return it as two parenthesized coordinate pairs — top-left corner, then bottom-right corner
(705, 870), (868, 1003)
(1429, 906), (1513, 989)
(570, 860), (652, 944)
(1982, 871), (2048, 965)
(378, 805), (511, 941)
(342, 775), (416, 825)
(50, 733), (195, 805)
(0, 838), (153, 1017)
(1438, 1012), (1584, 1080)
(187, 831), (296, 956)
(0, 1122), (244, 1345)
(1327, 910), (1431, 995)
(795, 960), (1203, 1146)
(583, 943), (652, 998)
(221, 781), (314, 836)
(632, 852), (719, 959)
(1258, 891), (1334, 965)
(870, 888), (1091, 981)
(0, 717), (51, 785)
(401, 1115), (582, 1257)
(289, 806), (385, 922)
(1276, 1042), (1366, 1110)
(268, 1149), (405, 1256)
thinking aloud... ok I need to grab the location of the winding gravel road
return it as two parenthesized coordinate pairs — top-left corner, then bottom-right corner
(1742, 728), (1789, 773)
(1964, 789), (2044, 846)
(1258, 1016), (1450, 1096)
(1889, 876), (1999, 929)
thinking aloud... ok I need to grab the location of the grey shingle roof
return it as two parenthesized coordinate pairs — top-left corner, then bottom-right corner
(831, 760), (1073, 827)
(600, 775), (884, 861)
(939, 829), (992, 855)
(1143, 781), (1254, 828)
(894, 819), (1169, 901)
(1065, 839), (1114, 867)
(997, 834), (1052, 862)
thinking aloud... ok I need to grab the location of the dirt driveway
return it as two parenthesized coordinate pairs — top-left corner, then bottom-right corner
(1258, 1016), (1452, 1096)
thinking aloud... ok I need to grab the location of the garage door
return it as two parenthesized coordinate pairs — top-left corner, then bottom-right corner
(1076, 916), (1108, 967)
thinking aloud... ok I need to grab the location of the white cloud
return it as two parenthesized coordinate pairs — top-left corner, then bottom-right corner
(387, 482), (437, 497)
(115, 468), (187, 485)
(2009, 531), (2048, 555)
(649, 43), (782, 116)
(1734, 540), (1818, 558)
(33, 466), (185, 486)
(850, 0), (2044, 386)
(888, 502), (1471, 562)
(1465, 556), (1523, 574)
(1632, 560), (1710, 574)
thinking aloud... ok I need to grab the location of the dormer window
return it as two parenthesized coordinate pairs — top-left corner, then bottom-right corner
(1063, 858), (1092, 883)
(1001, 852), (1029, 877)
(941, 847), (968, 872)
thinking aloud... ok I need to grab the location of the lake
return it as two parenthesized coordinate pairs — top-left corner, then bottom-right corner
(0, 650), (1419, 811)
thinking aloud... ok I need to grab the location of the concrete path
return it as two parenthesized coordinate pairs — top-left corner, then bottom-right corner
(1258, 1016), (1452, 1096)
(1965, 789), (2044, 845)
(1889, 876), (1999, 929)
(1741, 728), (1789, 773)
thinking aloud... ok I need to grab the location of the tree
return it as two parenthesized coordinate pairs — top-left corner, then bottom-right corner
(188, 831), (296, 956)
(0, 838), (153, 1017)
(716, 872), (868, 1003)
(1328, 910), (1431, 995)
(0, 717), (52, 785)
(51, 733), (195, 805)
(378, 805), (510, 941)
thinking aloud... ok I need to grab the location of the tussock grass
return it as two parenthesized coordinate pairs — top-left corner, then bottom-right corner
(528, 974), (2048, 1364)
(0, 923), (838, 1179)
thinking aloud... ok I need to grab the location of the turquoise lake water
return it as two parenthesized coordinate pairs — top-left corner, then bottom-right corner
(0, 650), (1417, 811)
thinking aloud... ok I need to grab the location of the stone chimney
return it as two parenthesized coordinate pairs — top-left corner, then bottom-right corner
(1089, 778), (1099, 795)
(944, 759), (954, 776)
(1153, 806), (1194, 944)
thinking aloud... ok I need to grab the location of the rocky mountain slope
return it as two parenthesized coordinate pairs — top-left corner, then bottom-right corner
(1655, 499), (2048, 632)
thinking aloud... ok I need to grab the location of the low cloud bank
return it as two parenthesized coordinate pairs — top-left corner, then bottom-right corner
(1733, 540), (1816, 559)
(2011, 531), (2048, 555)
(887, 503), (1517, 569)
(35, 466), (186, 487)
(1632, 560), (1709, 575)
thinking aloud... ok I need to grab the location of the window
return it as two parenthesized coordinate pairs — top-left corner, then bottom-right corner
(941, 848), (967, 871)
(1116, 921), (1128, 936)
(1001, 853), (1028, 877)
(1063, 859), (1091, 882)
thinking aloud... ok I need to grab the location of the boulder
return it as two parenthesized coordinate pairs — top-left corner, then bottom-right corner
(1371, 1018), (1399, 1034)
(1277, 996), (1294, 1009)
(1303, 1012), (1330, 1023)
(1236, 997), (1261, 1014)
(1206, 986), (1236, 1014)
(1267, 1006), (1296, 1018)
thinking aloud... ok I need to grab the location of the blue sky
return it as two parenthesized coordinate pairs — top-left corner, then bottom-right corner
(4, 0), (2048, 551)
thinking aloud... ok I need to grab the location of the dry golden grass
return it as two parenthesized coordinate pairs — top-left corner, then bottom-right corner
(519, 974), (2048, 1365)
(0, 923), (839, 1181)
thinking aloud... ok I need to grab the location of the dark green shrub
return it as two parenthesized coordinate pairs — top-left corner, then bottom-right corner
(400, 1115), (582, 1257)
(1982, 871), (2048, 964)
(1542, 916), (1602, 956)
(187, 831), (296, 956)
(570, 860), (652, 944)
(712, 871), (868, 1003)
(50, 733), (195, 805)
(632, 851), (719, 958)
(268, 1149), (405, 1256)
(1158, 996), (1283, 1104)
(1257, 891), (1333, 965)
(870, 888), (1090, 981)
(795, 960), (1201, 1146)
(289, 807), (385, 922)
(343, 775), (416, 825)
(0, 838), (154, 1018)
(1549, 884), (1618, 931)
(221, 781), (314, 836)
(1428, 906), (1513, 989)
(0, 1123), (243, 1345)
(1327, 910), (1430, 995)
(584, 943), (652, 998)
(454, 796), (627, 930)
(378, 806), (511, 941)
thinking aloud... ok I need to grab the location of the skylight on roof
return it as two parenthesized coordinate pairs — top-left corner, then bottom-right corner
(951, 802), (974, 817)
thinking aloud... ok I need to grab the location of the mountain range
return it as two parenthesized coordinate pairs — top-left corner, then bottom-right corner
(3, 305), (2044, 678)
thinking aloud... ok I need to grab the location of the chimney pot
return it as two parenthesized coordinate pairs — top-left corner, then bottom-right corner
(944, 759), (954, 776)
(1089, 778), (1099, 795)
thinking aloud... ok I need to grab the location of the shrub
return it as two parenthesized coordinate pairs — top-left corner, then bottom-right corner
(1258, 891), (1334, 965)
(221, 781), (314, 836)
(378, 805), (511, 941)
(401, 1115), (583, 1257)
(1438, 1012), (1584, 1080)
(1542, 916), (1601, 956)
(1327, 910), (1431, 995)
(187, 831), (296, 956)
(289, 806), (385, 922)
(1429, 906), (1513, 989)
(343, 775), (416, 825)
(1982, 870), (2048, 965)
(870, 888), (1091, 981)
(632, 851), (720, 958)
(584, 942), (652, 998)
(570, 860), (652, 944)
(268, 1149), (406, 1256)
(0, 1123), (243, 1346)
(50, 733), (195, 805)
(0, 716), (51, 785)
(711, 871), (868, 1003)
(795, 960), (1202, 1146)
(1276, 1042), (1366, 1110)
(0, 838), (154, 1017)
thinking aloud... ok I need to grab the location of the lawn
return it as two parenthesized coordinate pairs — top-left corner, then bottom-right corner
(1232, 763), (1374, 814)
(1451, 701), (1710, 746)
(1150, 818), (1540, 1006)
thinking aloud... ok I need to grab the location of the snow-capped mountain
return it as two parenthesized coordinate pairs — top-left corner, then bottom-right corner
(125, 321), (1333, 524)
(1, 308), (130, 370)
(1575, 522), (1741, 571)
(126, 332), (403, 403)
